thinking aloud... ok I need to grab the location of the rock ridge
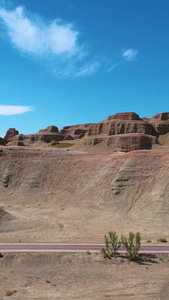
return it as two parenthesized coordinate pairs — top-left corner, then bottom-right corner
(2, 111), (169, 153)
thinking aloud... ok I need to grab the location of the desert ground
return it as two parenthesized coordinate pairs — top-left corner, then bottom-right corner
(0, 252), (169, 299)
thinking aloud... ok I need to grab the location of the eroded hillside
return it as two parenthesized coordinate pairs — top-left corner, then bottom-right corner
(0, 146), (169, 242)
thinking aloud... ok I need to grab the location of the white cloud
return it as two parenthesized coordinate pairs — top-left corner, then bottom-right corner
(0, 105), (34, 115)
(0, 5), (101, 78)
(75, 61), (100, 77)
(122, 48), (138, 61)
(1, 5), (138, 78)
(0, 6), (78, 56)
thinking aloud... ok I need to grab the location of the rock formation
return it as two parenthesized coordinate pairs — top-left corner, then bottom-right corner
(84, 133), (157, 152)
(0, 137), (6, 145)
(3, 111), (169, 153)
(4, 123), (93, 147)
(4, 128), (19, 143)
(60, 123), (93, 139)
(29, 125), (65, 143)
(107, 112), (141, 121)
(7, 126), (65, 146)
(150, 112), (169, 135)
(82, 111), (169, 153)
(88, 112), (152, 136)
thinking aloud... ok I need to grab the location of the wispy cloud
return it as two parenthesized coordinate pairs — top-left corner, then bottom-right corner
(75, 61), (100, 77)
(0, 5), (99, 78)
(0, 105), (34, 115)
(0, 5), (139, 78)
(122, 48), (138, 61)
(106, 48), (138, 73)
(0, 6), (78, 56)
(107, 63), (118, 73)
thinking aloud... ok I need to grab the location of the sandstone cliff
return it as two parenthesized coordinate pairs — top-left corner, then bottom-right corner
(78, 111), (169, 153)
(3, 111), (169, 153)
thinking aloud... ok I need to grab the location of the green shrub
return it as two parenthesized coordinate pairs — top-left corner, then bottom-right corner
(108, 231), (121, 258)
(101, 235), (111, 258)
(101, 231), (121, 258)
(159, 257), (165, 261)
(147, 240), (151, 243)
(121, 232), (141, 261)
(157, 238), (167, 243)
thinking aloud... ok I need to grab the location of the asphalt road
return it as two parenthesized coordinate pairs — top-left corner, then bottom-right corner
(0, 243), (169, 253)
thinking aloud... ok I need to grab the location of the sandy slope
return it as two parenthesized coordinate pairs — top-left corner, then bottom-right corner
(0, 147), (169, 242)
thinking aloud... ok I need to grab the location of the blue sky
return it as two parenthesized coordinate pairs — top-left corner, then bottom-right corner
(0, 0), (169, 137)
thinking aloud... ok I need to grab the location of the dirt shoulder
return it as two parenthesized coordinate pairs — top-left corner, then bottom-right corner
(0, 252), (169, 299)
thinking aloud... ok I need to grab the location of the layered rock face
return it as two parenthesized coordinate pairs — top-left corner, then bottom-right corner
(39, 125), (59, 133)
(60, 123), (93, 139)
(150, 112), (169, 135)
(85, 111), (169, 152)
(84, 133), (157, 152)
(3, 111), (169, 153)
(10, 126), (65, 146)
(32, 125), (65, 143)
(5, 124), (93, 147)
(107, 112), (141, 121)
(88, 112), (152, 136)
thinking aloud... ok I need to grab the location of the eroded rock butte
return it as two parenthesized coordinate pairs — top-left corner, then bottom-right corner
(2, 111), (169, 153)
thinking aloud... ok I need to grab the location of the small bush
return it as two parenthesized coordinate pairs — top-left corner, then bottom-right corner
(157, 238), (167, 243)
(101, 231), (121, 258)
(101, 235), (111, 258)
(121, 232), (141, 261)
(147, 240), (151, 243)
(159, 257), (165, 261)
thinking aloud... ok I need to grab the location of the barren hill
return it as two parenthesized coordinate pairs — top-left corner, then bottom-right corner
(0, 146), (169, 242)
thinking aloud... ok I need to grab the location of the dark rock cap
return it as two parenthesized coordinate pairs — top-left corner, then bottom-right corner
(107, 112), (141, 121)
(151, 112), (169, 121)
(4, 128), (19, 142)
(39, 125), (59, 133)
(0, 137), (6, 145)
